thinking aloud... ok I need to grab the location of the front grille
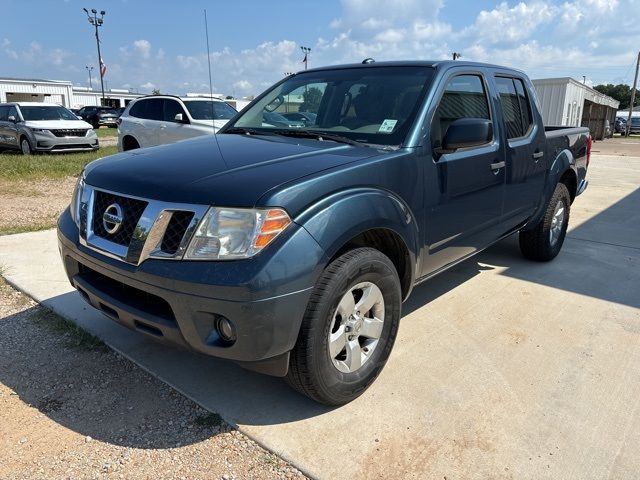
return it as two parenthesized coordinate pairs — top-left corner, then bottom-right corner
(78, 264), (176, 323)
(161, 211), (195, 255)
(50, 129), (88, 137)
(92, 191), (147, 246)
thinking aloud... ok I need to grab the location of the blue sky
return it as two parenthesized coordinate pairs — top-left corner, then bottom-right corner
(1, 0), (639, 96)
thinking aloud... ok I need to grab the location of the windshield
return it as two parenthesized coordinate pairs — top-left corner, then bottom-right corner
(184, 101), (237, 120)
(226, 66), (435, 146)
(20, 106), (79, 121)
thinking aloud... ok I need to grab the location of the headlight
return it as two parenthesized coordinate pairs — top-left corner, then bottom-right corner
(69, 172), (85, 227)
(185, 207), (292, 260)
(31, 128), (48, 134)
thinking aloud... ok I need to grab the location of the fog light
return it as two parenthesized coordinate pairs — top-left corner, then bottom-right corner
(216, 316), (236, 343)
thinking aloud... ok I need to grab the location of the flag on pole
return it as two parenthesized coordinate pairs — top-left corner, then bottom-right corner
(100, 57), (107, 78)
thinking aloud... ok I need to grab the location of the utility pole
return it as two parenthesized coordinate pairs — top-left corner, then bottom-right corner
(300, 46), (311, 70)
(626, 51), (639, 137)
(85, 65), (94, 89)
(83, 8), (106, 105)
(452, 52), (462, 60)
(582, 75), (586, 84)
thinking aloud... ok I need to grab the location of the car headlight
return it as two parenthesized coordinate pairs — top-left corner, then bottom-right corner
(70, 172), (85, 228)
(185, 207), (292, 260)
(31, 128), (48, 134)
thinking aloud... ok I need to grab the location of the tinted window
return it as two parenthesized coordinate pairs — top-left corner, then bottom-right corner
(0, 106), (8, 121)
(8, 106), (18, 120)
(184, 101), (237, 120)
(495, 77), (522, 139)
(432, 74), (490, 149)
(496, 77), (533, 139)
(163, 99), (186, 122)
(129, 98), (163, 120)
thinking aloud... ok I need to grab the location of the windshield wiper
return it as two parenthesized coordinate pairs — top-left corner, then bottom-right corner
(224, 126), (277, 137)
(269, 129), (365, 147)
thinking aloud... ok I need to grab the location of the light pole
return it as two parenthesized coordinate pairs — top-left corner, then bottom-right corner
(85, 65), (94, 89)
(83, 8), (106, 105)
(300, 46), (311, 70)
(452, 52), (462, 60)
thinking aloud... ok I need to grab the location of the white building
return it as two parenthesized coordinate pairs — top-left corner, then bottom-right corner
(532, 77), (620, 140)
(0, 76), (142, 109)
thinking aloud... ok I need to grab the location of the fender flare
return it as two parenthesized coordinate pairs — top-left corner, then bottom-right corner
(297, 187), (420, 290)
(523, 148), (577, 231)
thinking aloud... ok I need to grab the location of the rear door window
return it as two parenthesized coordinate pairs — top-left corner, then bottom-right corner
(0, 106), (8, 121)
(495, 76), (533, 139)
(129, 98), (163, 121)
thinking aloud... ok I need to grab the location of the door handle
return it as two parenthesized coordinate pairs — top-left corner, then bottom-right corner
(490, 161), (505, 171)
(532, 151), (544, 161)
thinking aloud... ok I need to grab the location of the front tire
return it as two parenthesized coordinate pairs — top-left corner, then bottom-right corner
(20, 137), (33, 155)
(519, 183), (571, 261)
(286, 247), (401, 405)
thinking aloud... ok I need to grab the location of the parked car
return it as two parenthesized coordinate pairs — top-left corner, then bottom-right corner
(115, 107), (125, 117)
(78, 105), (120, 129)
(0, 102), (98, 154)
(58, 61), (591, 405)
(614, 116), (627, 134)
(117, 96), (237, 150)
(628, 116), (640, 135)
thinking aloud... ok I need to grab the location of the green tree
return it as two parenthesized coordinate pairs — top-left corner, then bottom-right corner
(593, 83), (634, 110)
(151, 88), (161, 95)
(299, 87), (323, 113)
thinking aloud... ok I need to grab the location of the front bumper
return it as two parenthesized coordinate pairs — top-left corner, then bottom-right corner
(33, 132), (99, 152)
(57, 208), (326, 376)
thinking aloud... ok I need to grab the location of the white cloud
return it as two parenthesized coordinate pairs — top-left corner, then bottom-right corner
(141, 81), (155, 90)
(133, 39), (151, 59)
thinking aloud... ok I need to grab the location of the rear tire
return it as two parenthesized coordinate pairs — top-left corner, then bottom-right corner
(286, 247), (401, 405)
(519, 183), (571, 261)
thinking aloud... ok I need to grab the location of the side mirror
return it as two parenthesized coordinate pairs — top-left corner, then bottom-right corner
(76, 115), (83, 120)
(174, 113), (188, 123)
(7, 115), (17, 123)
(441, 118), (492, 151)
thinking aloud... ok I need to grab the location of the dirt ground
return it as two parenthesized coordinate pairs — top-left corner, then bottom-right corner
(0, 278), (306, 480)
(0, 177), (77, 235)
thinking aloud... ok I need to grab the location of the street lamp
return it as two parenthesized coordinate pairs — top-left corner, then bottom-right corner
(83, 8), (106, 105)
(85, 65), (94, 89)
(300, 46), (311, 70)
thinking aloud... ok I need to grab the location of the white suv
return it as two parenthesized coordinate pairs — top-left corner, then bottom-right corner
(117, 96), (237, 151)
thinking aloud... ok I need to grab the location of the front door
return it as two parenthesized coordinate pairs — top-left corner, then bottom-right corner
(421, 72), (506, 275)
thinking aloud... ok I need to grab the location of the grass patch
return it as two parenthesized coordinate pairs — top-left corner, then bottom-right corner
(94, 127), (118, 139)
(0, 145), (118, 180)
(193, 412), (225, 429)
(32, 308), (106, 351)
(0, 219), (58, 236)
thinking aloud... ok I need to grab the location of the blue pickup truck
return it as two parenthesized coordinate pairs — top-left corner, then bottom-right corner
(58, 61), (590, 405)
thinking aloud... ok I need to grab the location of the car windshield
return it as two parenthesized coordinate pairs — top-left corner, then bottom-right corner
(184, 101), (237, 120)
(226, 65), (435, 147)
(20, 106), (79, 121)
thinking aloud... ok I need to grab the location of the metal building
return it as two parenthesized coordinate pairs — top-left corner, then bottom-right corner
(0, 77), (142, 109)
(532, 77), (620, 140)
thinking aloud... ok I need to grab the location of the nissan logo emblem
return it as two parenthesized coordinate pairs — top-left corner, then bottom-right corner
(102, 203), (124, 234)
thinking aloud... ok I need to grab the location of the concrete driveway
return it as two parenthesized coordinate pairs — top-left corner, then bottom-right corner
(1, 148), (639, 479)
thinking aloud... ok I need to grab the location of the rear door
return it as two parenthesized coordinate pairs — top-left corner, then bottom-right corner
(422, 71), (506, 275)
(1, 106), (21, 149)
(0, 106), (9, 147)
(493, 76), (546, 225)
(127, 98), (162, 147)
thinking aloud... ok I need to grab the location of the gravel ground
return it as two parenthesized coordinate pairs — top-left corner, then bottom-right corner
(0, 278), (307, 480)
(0, 177), (76, 234)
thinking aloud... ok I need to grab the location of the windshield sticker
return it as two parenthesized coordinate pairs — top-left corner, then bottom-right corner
(378, 119), (398, 134)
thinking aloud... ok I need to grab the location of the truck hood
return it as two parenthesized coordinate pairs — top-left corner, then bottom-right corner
(84, 133), (378, 206)
(24, 119), (93, 130)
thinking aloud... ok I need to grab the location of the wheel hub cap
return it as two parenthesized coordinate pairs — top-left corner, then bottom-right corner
(328, 281), (385, 374)
(549, 201), (565, 246)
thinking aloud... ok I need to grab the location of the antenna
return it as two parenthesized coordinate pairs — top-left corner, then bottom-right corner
(204, 9), (220, 147)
